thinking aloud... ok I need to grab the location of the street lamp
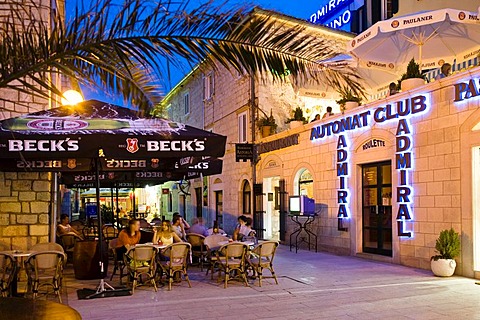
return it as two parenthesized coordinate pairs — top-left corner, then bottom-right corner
(61, 89), (84, 106)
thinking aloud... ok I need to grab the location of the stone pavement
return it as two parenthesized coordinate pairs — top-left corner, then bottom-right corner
(58, 246), (480, 320)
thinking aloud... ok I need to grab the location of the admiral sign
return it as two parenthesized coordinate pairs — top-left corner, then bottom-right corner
(309, 0), (355, 31)
(312, 94), (429, 237)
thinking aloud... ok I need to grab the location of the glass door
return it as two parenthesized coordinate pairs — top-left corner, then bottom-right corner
(362, 161), (393, 256)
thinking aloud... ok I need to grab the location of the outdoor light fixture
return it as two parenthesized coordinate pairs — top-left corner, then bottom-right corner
(61, 89), (84, 106)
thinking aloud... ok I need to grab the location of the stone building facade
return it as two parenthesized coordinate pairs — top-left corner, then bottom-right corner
(160, 16), (353, 234)
(0, 0), (65, 250)
(257, 67), (480, 276)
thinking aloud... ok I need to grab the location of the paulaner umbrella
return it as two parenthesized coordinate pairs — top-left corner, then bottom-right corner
(347, 8), (480, 72)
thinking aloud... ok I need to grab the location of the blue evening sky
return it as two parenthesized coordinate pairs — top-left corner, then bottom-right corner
(68, 1), (323, 105)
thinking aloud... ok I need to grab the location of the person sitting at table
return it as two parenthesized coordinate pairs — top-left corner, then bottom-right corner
(322, 106), (334, 119)
(187, 217), (209, 237)
(153, 220), (182, 246)
(172, 215), (186, 240)
(233, 215), (251, 241)
(57, 214), (83, 239)
(173, 212), (190, 233)
(435, 63), (451, 80)
(207, 224), (226, 236)
(388, 82), (398, 96)
(115, 219), (146, 259)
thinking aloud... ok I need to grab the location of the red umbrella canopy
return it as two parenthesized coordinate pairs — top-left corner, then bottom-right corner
(0, 100), (226, 159)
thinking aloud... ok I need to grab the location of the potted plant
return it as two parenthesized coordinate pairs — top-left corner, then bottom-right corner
(400, 58), (425, 91)
(336, 88), (362, 113)
(430, 228), (461, 277)
(285, 107), (306, 129)
(257, 110), (277, 138)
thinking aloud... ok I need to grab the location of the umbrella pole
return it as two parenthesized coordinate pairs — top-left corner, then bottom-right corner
(133, 175), (136, 219)
(110, 187), (114, 225)
(86, 157), (115, 298)
(115, 184), (119, 228)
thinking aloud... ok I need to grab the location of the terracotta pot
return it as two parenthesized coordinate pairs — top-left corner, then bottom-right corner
(289, 120), (303, 129)
(345, 101), (359, 110)
(401, 78), (425, 91)
(261, 125), (272, 138)
(431, 258), (456, 277)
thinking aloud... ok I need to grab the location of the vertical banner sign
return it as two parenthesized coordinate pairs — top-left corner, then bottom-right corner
(312, 94), (429, 237)
(337, 135), (349, 231)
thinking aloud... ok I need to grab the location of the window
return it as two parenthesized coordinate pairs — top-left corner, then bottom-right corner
(184, 93), (190, 115)
(215, 191), (223, 228)
(203, 72), (214, 100)
(238, 111), (248, 143)
(242, 180), (251, 215)
(294, 169), (314, 198)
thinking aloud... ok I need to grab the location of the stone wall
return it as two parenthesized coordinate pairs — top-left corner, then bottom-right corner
(0, 0), (62, 250)
(0, 172), (52, 250)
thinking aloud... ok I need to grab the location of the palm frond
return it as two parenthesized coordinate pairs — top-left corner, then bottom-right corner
(0, 0), (361, 113)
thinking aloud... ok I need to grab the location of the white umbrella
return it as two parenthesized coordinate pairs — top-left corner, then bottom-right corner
(293, 54), (401, 102)
(347, 8), (480, 75)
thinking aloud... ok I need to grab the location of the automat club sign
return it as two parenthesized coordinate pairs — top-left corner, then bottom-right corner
(311, 95), (429, 237)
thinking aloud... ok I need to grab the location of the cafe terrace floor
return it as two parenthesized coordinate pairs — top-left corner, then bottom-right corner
(55, 246), (480, 319)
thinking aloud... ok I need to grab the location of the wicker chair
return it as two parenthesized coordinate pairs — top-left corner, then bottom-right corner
(159, 243), (192, 291)
(0, 253), (16, 297)
(247, 241), (279, 287)
(204, 235), (229, 279)
(109, 239), (126, 284)
(24, 251), (66, 302)
(103, 225), (119, 240)
(31, 242), (64, 253)
(217, 243), (249, 288)
(186, 233), (207, 271)
(59, 234), (79, 263)
(124, 245), (158, 293)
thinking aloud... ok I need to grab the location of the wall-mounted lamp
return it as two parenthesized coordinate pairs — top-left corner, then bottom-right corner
(61, 89), (84, 106)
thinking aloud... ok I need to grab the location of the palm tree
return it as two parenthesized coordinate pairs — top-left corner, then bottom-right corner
(0, 0), (361, 112)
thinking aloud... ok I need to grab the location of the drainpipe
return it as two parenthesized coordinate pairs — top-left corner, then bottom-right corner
(250, 72), (257, 185)
(50, 173), (58, 242)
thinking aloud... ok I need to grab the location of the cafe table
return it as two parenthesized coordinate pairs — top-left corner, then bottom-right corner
(0, 250), (34, 296)
(0, 297), (82, 320)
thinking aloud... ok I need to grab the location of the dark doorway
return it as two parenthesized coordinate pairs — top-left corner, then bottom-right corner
(362, 161), (393, 256)
(253, 183), (265, 239)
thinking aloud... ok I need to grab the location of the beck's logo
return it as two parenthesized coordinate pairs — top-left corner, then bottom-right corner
(126, 138), (139, 153)
(151, 158), (159, 168)
(67, 159), (77, 169)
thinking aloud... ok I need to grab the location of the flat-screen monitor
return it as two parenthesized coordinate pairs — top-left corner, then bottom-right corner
(289, 196), (315, 215)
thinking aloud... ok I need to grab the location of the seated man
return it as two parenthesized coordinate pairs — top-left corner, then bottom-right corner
(57, 214), (83, 239)
(187, 217), (209, 237)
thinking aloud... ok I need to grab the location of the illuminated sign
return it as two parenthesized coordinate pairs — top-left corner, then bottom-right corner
(337, 135), (349, 231)
(396, 119), (413, 237)
(310, 95), (427, 141)
(309, 0), (354, 31)
(312, 94), (429, 237)
(362, 139), (386, 150)
(454, 77), (479, 102)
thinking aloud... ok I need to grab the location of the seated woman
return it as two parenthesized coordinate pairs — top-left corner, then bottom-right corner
(115, 219), (146, 259)
(153, 220), (182, 246)
(57, 214), (83, 239)
(233, 215), (252, 241)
